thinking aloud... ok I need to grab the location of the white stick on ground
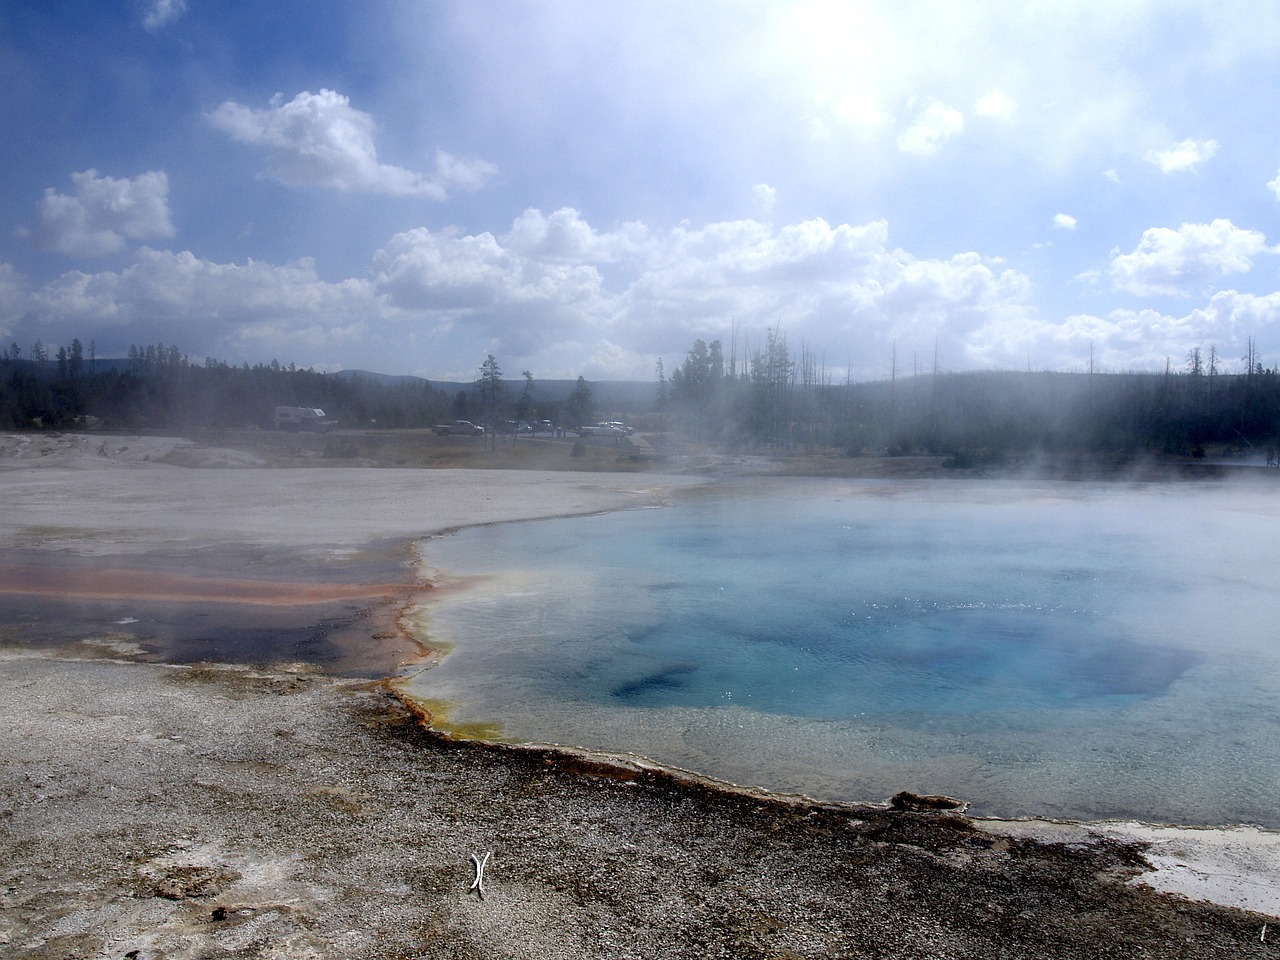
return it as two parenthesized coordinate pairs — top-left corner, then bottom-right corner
(469, 851), (492, 899)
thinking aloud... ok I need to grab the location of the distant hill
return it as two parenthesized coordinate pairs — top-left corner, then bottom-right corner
(331, 369), (432, 387)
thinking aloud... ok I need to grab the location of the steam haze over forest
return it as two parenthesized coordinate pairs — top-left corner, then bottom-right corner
(4, 2), (1280, 383)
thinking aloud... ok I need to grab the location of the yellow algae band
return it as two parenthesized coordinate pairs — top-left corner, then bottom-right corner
(398, 693), (505, 742)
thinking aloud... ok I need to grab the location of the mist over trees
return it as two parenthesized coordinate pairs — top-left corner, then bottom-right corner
(661, 332), (1280, 462)
(0, 341), (593, 435)
(4, 333), (1280, 463)
(0, 344), (447, 431)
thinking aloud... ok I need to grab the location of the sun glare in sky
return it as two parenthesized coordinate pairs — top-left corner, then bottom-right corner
(3, 1), (1280, 381)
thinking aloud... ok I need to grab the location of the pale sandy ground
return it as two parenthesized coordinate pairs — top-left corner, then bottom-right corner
(2, 432), (1278, 959)
(984, 820), (1280, 917)
(0, 432), (696, 556)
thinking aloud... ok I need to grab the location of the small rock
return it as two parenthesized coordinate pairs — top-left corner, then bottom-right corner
(889, 791), (966, 812)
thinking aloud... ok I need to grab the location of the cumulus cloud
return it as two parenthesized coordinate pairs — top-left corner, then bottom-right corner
(140, 0), (186, 31)
(208, 90), (496, 199)
(31, 170), (175, 258)
(430, 150), (496, 193)
(368, 222), (609, 358)
(12, 210), (1039, 379)
(1193, 290), (1280, 345)
(897, 99), (964, 155)
(981, 290), (1280, 374)
(808, 91), (885, 138)
(1267, 168), (1280, 200)
(1145, 139), (1219, 174)
(753, 183), (778, 216)
(17, 205), (1276, 382)
(974, 91), (1015, 121)
(1053, 213), (1077, 230)
(595, 216), (1031, 373)
(1106, 219), (1270, 297)
(0, 263), (27, 340)
(24, 247), (378, 360)
(502, 207), (646, 264)
(27, 208), (1280, 382)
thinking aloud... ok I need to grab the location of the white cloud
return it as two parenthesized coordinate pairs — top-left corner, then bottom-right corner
(830, 94), (885, 127)
(12, 211), (1039, 380)
(140, 0), (186, 32)
(25, 209), (1280, 383)
(31, 170), (175, 258)
(809, 90), (885, 136)
(502, 207), (645, 264)
(974, 91), (1015, 121)
(1267, 168), (1280, 200)
(1106, 219), (1270, 297)
(24, 248), (377, 358)
(607, 216), (1033, 375)
(879, 251), (1032, 348)
(753, 183), (778, 216)
(1193, 290), (1280, 347)
(431, 150), (498, 193)
(981, 290), (1280, 374)
(207, 90), (496, 199)
(18, 202), (1280, 382)
(583, 339), (634, 378)
(0, 263), (27, 341)
(1053, 213), (1078, 231)
(368, 222), (609, 358)
(897, 99), (964, 155)
(1145, 139), (1219, 174)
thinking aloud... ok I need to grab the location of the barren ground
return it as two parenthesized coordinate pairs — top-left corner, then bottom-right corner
(1, 430), (1276, 959)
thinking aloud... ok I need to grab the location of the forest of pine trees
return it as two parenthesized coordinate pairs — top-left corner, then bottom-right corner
(0, 343), (458, 432)
(661, 334), (1280, 461)
(5, 334), (1280, 462)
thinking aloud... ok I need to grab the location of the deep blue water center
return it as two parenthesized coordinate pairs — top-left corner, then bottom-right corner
(408, 479), (1280, 826)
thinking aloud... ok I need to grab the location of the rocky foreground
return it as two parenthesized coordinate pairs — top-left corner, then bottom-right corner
(1, 648), (1274, 960)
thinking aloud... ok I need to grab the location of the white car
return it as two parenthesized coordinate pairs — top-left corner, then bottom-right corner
(577, 422), (626, 437)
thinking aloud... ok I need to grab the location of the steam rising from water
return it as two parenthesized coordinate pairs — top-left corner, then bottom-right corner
(405, 478), (1280, 826)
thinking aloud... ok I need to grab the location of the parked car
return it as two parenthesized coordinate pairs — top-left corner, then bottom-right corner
(274, 406), (332, 432)
(578, 422), (628, 437)
(433, 420), (484, 436)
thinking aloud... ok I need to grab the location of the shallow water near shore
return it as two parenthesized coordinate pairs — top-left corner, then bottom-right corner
(405, 477), (1280, 826)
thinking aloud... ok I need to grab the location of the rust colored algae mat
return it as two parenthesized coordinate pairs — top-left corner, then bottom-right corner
(0, 543), (427, 677)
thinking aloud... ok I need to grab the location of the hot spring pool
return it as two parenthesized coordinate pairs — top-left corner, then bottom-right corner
(403, 477), (1280, 826)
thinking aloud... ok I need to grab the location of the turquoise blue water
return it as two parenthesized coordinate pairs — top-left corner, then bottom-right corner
(405, 478), (1280, 826)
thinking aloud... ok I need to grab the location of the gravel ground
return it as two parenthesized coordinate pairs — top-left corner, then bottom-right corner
(2, 648), (1275, 960)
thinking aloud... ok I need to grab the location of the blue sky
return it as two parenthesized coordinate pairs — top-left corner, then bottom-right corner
(4, 1), (1280, 382)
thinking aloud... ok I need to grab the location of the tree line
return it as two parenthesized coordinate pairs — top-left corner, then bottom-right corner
(661, 333), (1280, 461)
(0, 343), (595, 434)
(7, 332), (1280, 461)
